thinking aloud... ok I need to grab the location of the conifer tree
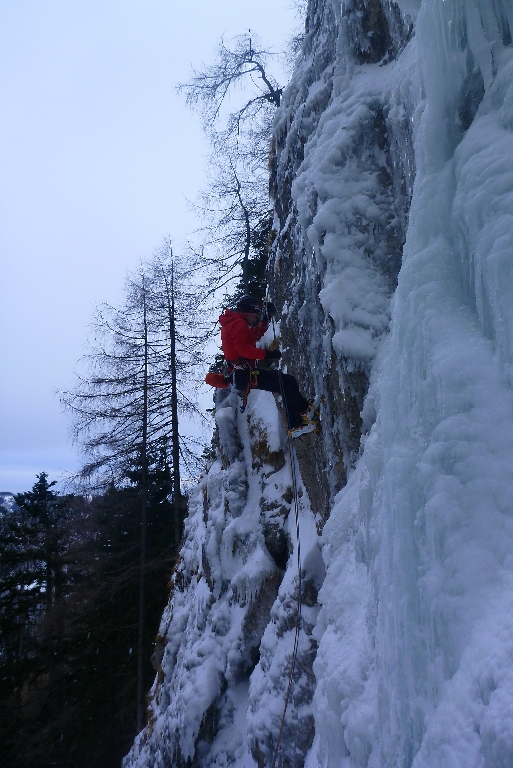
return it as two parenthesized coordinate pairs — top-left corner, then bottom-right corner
(0, 473), (71, 680)
(61, 244), (205, 729)
(0, 473), (84, 767)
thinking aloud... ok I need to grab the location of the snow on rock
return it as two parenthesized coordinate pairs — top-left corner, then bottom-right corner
(269, 0), (412, 512)
(248, 470), (323, 768)
(124, 389), (319, 768)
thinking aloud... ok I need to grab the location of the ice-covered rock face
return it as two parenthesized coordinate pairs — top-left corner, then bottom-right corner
(395, 0), (420, 22)
(125, 0), (513, 766)
(124, 390), (323, 768)
(270, 0), (413, 512)
(293, 1), (513, 767)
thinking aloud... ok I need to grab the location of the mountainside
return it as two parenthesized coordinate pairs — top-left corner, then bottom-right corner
(125, 1), (513, 766)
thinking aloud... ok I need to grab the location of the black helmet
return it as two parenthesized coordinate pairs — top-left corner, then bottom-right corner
(237, 295), (261, 313)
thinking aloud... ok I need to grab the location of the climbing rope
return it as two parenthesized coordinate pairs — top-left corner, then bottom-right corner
(271, 372), (303, 768)
(262, 289), (278, 345)
(266, 12), (328, 761)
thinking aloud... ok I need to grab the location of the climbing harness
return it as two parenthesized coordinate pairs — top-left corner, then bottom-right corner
(239, 367), (260, 412)
(271, 372), (304, 768)
(225, 357), (261, 413)
(231, 299), (275, 413)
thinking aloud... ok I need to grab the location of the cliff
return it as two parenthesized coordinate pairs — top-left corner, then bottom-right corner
(125, 1), (513, 766)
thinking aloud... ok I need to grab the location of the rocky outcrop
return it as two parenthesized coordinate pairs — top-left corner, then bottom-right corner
(124, 388), (322, 768)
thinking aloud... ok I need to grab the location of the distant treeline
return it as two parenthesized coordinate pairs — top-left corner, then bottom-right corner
(0, 471), (177, 768)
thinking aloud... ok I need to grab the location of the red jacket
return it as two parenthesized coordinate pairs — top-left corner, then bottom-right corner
(219, 309), (268, 363)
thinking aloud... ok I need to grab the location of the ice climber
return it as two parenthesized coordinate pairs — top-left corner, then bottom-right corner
(218, 295), (318, 437)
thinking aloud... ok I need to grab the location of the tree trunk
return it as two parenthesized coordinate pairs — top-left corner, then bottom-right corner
(233, 168), (251, 293)
(163, 249), (184, 547)
(136, 286), (149, 732)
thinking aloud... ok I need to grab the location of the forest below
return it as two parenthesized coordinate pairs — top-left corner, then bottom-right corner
(0, 472), (178, 767)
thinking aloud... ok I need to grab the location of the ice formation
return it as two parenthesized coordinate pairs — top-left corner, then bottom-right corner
(125, 1), (513, 766)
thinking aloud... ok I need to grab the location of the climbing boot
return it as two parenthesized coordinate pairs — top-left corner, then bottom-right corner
(288, 420), (317, 438)
(302, 394), (322, 422)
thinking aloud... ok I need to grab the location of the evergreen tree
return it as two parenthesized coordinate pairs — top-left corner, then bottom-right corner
(0, 473), (84, 767)
(0, 473), (72, 689)
(0, 471), (177, 768)
(56, 474), (176, 767)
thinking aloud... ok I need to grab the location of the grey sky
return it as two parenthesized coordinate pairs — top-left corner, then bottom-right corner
(0, 0), (298, 492)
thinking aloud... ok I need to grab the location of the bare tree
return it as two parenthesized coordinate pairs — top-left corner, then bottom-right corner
(61, 252), (204, 491)
(179, 33), (282, 140)
(179, 33), (285, 301)
(146, 241), (208, 541)
(190, 150), (271, 297)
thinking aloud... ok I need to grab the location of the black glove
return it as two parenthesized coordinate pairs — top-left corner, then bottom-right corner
(265, 349), (282, 360)
(264, 302), (276, 320)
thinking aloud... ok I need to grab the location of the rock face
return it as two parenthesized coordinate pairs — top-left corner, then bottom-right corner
(269, 0), (413, 522)
(126, 1), (513, 766)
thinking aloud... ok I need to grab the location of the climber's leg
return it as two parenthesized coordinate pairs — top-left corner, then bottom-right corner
(233, 369), (310, 428)
(255, 370), (310, 428)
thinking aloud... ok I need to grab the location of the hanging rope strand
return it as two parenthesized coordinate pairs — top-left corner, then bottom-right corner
(266, 11), (328, 759)
(271, 372), (303, 768)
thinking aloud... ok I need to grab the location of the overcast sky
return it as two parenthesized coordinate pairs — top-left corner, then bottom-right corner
(0, 0), (299, 493)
